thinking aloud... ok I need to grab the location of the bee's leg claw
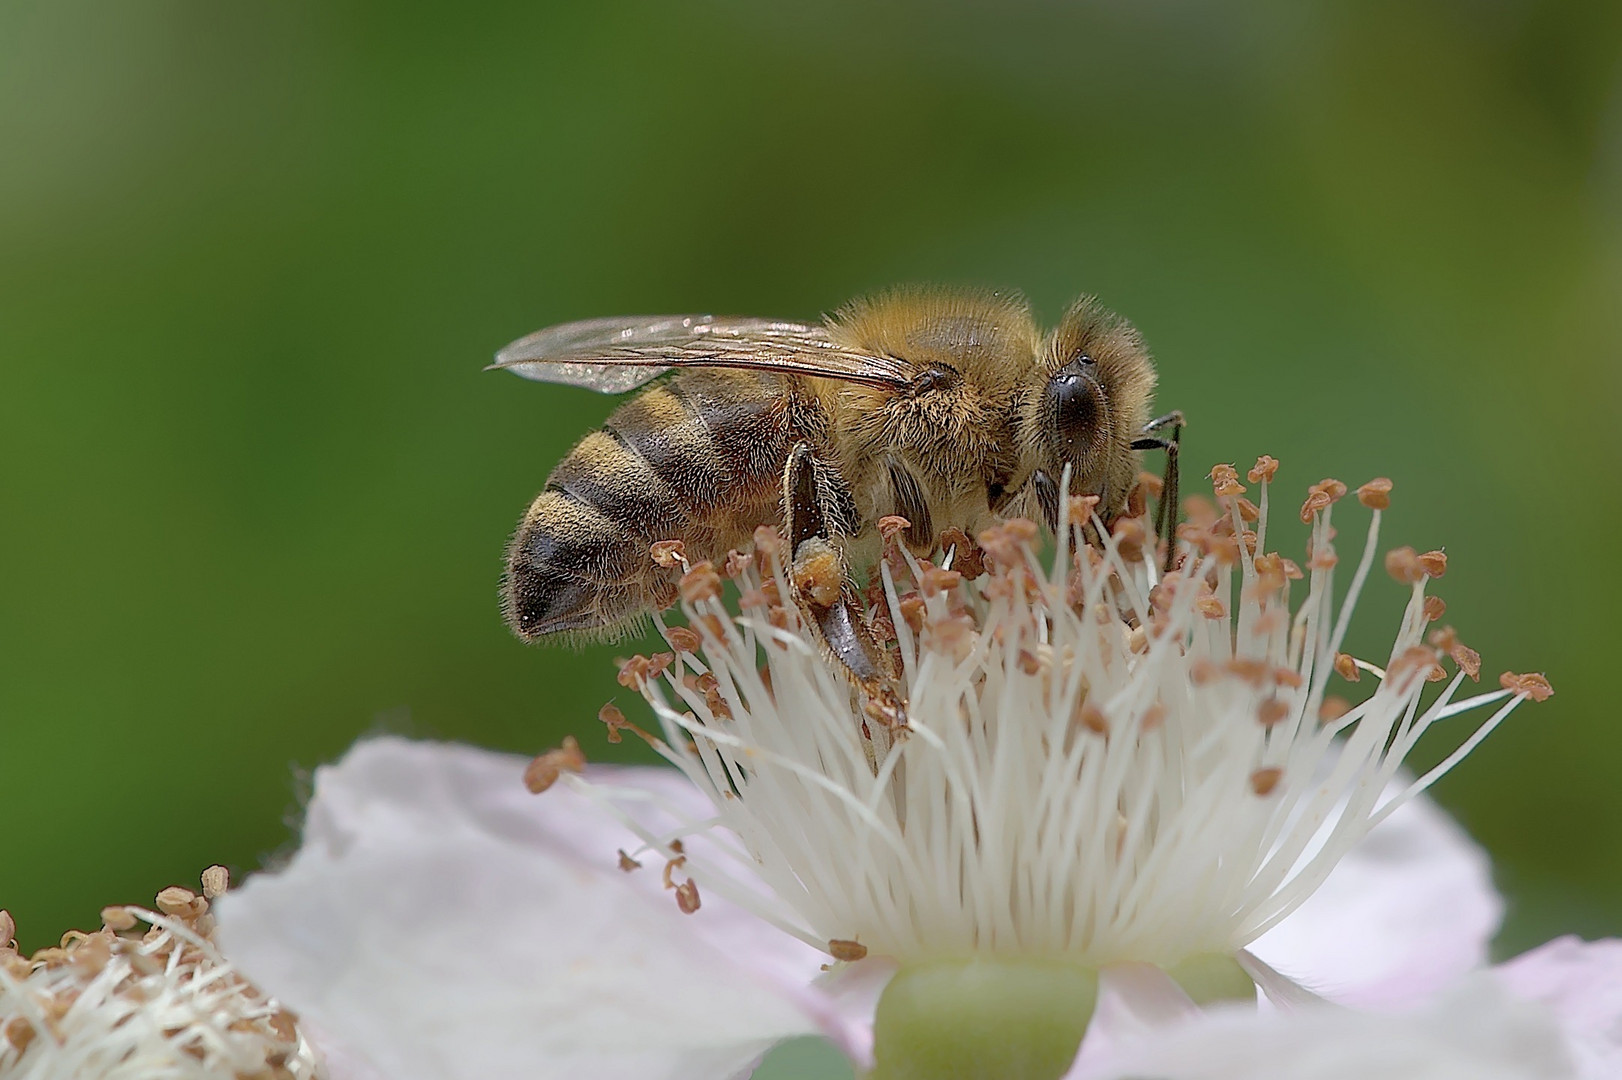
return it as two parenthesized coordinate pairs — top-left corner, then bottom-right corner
(782, 443), (896, 693)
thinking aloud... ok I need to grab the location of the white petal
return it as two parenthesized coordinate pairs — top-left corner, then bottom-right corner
(1248, 792), (1500, 1008)
(217, 737), (829, 1080)
(1496, 936), (1622, 1080)
(1068, 979), (1573, 1080)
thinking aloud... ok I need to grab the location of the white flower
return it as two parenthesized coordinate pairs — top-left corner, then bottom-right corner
(212, 459), (1578, 1079)
(0, 874), (326, 1080)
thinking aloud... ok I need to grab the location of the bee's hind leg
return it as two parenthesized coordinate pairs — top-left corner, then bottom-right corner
(781, 443), (897, 697)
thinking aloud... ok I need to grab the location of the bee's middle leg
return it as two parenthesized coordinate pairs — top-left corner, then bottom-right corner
(781, 443), (895, 693)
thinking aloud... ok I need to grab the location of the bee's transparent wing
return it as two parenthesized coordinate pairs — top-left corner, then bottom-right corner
(491, 314), (914, 393)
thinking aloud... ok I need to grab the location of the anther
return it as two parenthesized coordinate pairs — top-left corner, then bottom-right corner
(1250, 767), (1284, 796)
(100, 906), (137, 932)
(878, 515), (912, 542)
(1248, 455), (1280, 484)
(1113, 518), (1147, 562)
(1499, 672), (1554, 702)
(1319, 696), (1351, 722)
(1334, 653), (1361, 682)
(1418, 549), (1448, 578)
(938, 528), (986, 579)
(617, 850), (641, 872)
(1235, 497), (1260, 522)
(1356, 478), (1393, 510)
(828, 939), (869, 962)
(674, 879), (701, 914)
(1423, 595), (1447, 622)
(666, 626), (702, 653)
(1257, 700), (1290, 728)
(680, 561), (724, 604)
(201, 865), (230, 900)
(722, 549), (753, 580)
(523, 735), (586, 793)
(1384, 546), (1425, 584)
(1299, 490), (1332, 523)
(651, 539), (689, 571)
(1210, 464), (1246, 498)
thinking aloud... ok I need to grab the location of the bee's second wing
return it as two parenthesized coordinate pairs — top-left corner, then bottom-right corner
(492, 314), (914, 394)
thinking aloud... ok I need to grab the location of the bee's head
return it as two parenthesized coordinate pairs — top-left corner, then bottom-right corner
(1017, 297), (1158, 522)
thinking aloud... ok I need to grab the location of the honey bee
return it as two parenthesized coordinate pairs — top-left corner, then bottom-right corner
(495, 287), (1180, 688)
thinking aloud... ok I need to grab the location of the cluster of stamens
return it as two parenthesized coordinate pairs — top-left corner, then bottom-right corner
(527, 456), (1550, 976)
(0, 870), (325, 1080)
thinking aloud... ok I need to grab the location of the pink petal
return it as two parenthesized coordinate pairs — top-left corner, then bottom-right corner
(1068, 963), (1198, 1070)
(1067, 979), (1573, 1079)
(217, 738), (830, 1080)
(1247, 792), (1500, 1008)
(1496, 936), (1622, 1080)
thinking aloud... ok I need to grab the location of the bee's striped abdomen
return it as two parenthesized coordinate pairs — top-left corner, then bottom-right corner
(504, 370), (801, 641)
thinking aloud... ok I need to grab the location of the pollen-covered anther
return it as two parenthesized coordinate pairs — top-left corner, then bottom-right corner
(1140, 702), (1167, 731)
(1125, 483), (1148, 520)
(1418, 549), (1448, 578)
(524, 735), (586, 793)
(1225, 658), (1270, 686)
(617, 849), (642, 872)
(722, 548), (753, 580)
(1250, 767), (1284, 796)
(752, 524), (784, 572)
(1210, 463), (1246, 498)
(1385, 546), (1424, 584)
(828, 939), (869, 962)
(1256, 699), (1290, 728)
(1248, 454), (1280, 483)
(1308, 543), (1338, 571)
(1500, 672), (1554, 702)
(938, 527), (986, 579)
(1333, 652), (1362, 682)
(665, 625), (702, 654)
(920, 567), (963, 598)
(651, 539), (690, 571)
(1067, 494), (1102, 530)
(898, 594), (926, 633)
(1235, 497), (1260, 523)
(1357, 478), (1393, 510)
(1194, 594), (1227, 620)
(1390, 645), (1444, 685)
(680, 560), (725, 604)
(674, 879), (702, 915)
(1137, 470), (1165, 499)
(878, 515), (912, 543)
(1299, 490), (1332, 523)
(200, 865), (229, 900)
(99, 906), (137, 933)
(1075, 702), (1109, 736)
(1189, 657), (1220, 685)
(925, 612), (978, 661)
(1112, 517), (1147, 563)
(976, 518), (1039, 567)
(1320, 696), (1351, 722)
(155, 886), (207, 921)
(1423, 595), (1448, 622)
(617, 655), (653, 692)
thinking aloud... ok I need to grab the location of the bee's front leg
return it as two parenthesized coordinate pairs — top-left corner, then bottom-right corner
(781, 443), (897, 696)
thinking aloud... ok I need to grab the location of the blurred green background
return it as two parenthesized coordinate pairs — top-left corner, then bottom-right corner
(2, 1), (1619, 1068)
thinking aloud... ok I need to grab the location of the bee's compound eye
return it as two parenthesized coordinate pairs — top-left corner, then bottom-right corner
(1045, 360), (1104, 457)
